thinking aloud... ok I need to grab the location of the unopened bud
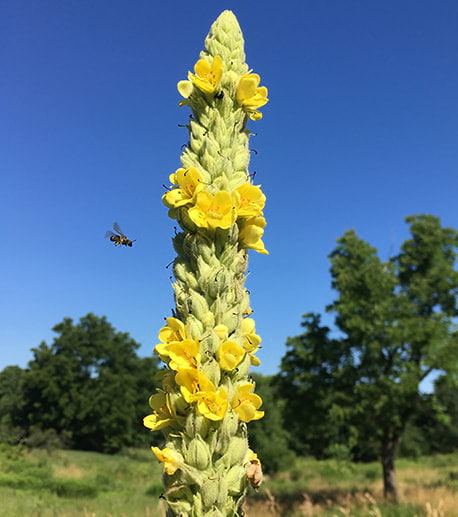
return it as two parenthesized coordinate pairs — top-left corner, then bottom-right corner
(186, 436), (211, 470)
(201, 478), (220, 508)
(226, 464), (245, 495)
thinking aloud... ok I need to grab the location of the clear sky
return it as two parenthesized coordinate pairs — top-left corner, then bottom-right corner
(1, 1), (457, 383)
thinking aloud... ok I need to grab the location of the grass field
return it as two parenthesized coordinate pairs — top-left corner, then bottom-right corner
(0, 445), (457, 516)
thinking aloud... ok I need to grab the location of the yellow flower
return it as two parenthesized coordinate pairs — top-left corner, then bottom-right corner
(178, 55), (223, 98)
(241, 318), (262, 366)
(189, 55), (223, 94)
(162, 167), (204, 208)
(236, 73), (268, 120)
(238, 216), (268, 254)
(196, 387), (228, 421)
(167, 339), (201, 370)
(241, 318), (262, 352)
(156, 317), (188, 357)
(218, 341), (246, 371)
(158, 317), (187, 344)
(143, 391), (175, 431)
(151, 446), (183, 475)
(175, 368), (215, 403)
(188, 190), (239, 230)
(235, 184), (266, 217)
(231, 382), (264, 422)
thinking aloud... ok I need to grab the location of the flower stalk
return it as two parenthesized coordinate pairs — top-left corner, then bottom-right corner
(145, 10), (268, 516)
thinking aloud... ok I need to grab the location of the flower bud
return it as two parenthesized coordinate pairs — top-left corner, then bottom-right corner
(201, 360), (221, 386)
(188, 316), (204, 340)
(165, 485), (193, 514)
(202, 310), (215, 327)
(201, 478), (220, 508)
(185, 413), (209, 439)
(192, 492), (203, 514)
(225, 436), (248, 466)
(216, 478), (228, 507)
(221, 312), (239, 335)
(185, 436), (211, 470)
(226, 464), (245, 495)
(173, 262), (187, 283)
(189, 292), (209, 321)
(185, 271), (199, 289)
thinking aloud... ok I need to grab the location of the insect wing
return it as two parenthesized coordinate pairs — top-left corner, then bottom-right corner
(112, 222), (125, 236)
(105, 230), (117, 239)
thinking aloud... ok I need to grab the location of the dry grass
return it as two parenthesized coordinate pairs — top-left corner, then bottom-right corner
(244, 454), (458, 517)
(53, 463), (87, 479)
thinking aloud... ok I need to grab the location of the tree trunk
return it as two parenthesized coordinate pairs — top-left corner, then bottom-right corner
(381, 437), (399, 500)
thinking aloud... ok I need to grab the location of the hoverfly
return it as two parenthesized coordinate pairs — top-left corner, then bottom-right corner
(105, 222), (135, 247)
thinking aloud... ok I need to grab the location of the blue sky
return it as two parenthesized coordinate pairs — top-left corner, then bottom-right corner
(1, 1), (457, 385)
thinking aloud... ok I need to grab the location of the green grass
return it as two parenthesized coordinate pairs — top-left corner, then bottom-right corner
(1, 445), (457, 516)
(0, 445), (164, 516)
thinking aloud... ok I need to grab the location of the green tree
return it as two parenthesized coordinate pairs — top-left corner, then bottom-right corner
(0, 366), (27, 443)
(248, 374), (295, 473)
(430, 375), (458, 452)
(277, 215), (458, 500)
(21, 313), (160, 452)
(275, 314), (362, 460)
(405, 374), (458, 455)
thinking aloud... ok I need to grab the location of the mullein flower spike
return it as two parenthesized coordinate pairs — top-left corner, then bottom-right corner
(145, 10), (268, 516)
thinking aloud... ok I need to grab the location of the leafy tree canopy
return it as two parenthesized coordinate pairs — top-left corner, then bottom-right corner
(276, 215), (458, 498)
(19, 313), (160, 452)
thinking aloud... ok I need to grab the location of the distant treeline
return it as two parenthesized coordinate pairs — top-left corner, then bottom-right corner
(0, 314), (162, 453)
(1, 215), (457, 498)
(0, 313), (456, 473)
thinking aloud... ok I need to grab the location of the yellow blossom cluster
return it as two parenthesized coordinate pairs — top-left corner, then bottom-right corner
(144, 317), (264, 429)
(163, 170), (268, 254)
(178, 55), (268, 120)
(167, 55), (269, 254)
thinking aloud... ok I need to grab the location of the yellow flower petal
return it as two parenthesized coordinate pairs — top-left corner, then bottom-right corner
(175, 368), (215, 403)
(143, 413), (172, 431)
(177, 80), (193, 98)
(194, 59), (211, 77)
(188, 55), (223, 94)
(241, 318), (262, 352)
(188, 190), (239, 230)
(151, 447), (182, 475)
(196, 387), (228, 421)
(163, 167), (204, 208)
(236, 72), (269, 120)
(167, 339), (201, 370)
(232, 382), (264, 422)
(236, 74), (260, 101)
(235, 183), (266, 217)
(239, 216), (268, 254)
(143, 390), (176, 431)
(158, 317), (187, 344)
(214, 324), (229, 340)
(250, 353), (261, 367)
(218, 341), (246, 371)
